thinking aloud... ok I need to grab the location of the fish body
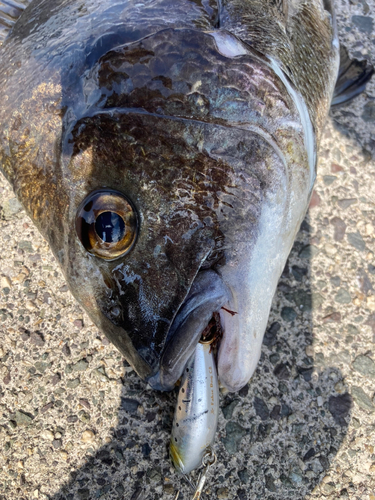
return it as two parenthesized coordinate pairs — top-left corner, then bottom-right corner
(170, 341), (219, 474)
(0, 0), (340, 392)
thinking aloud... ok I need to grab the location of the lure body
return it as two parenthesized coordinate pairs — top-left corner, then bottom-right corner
(170, 342), (219, 474)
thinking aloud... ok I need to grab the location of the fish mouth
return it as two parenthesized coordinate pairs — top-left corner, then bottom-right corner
(147, 269), (231, 391)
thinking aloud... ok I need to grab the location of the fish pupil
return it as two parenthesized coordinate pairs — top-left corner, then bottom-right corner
(95, 212), (125, 243)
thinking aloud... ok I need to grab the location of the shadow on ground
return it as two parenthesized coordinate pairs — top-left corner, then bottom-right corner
(46, 215), (353, 500)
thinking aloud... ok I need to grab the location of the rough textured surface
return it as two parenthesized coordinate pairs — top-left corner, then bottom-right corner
(0, 1), (374, 499)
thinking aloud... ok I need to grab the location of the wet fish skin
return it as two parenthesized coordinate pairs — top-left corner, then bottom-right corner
(0, 0), (339, 391)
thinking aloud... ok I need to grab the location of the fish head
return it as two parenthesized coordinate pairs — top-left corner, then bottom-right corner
(1, 28), (312, 391)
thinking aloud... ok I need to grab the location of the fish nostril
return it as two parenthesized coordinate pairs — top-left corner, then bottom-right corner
(109, 306), (120, 318)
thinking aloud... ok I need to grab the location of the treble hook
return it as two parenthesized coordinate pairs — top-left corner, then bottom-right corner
(191, 448), (217, 500)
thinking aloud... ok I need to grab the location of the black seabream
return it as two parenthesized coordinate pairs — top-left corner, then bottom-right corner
(0, 0), (372, 394)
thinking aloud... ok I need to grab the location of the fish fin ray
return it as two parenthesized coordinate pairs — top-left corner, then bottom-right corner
(331, 45), (374, 106)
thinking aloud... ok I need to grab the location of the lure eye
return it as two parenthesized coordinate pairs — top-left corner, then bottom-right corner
(76, 190), (138, 260)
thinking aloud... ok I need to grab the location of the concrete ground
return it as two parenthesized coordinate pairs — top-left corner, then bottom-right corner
(0, 1), (374, 499)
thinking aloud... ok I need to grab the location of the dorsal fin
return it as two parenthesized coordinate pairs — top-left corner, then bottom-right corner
(332, 45), (374, 106)
(0, 0), (33, 44)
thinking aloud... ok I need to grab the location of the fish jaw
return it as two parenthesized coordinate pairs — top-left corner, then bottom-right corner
(217, 167), (311, 392)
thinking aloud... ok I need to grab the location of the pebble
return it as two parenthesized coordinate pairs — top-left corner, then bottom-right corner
(367, 296), (375, 311)
(221, 421), (247, 454)
(281, 307), (297, 322)
(115, 484), (125, 496)
(1, 197), (23, 218)
(337, 198), (357, 209)
(351, 386), (374, 412)
(265, 474), (277, 491)
(309, 190), (321, 208)
(0, 276), (12, 288)
(238, 469), (250, 484)
(237, 489), (247, 500)
(299, 244), (320, 259)
(74, 319), (84, 329)
(254, 396), (270, 420)
(92, 367), (109, 382)
(67, 378), (80, 389)
(72, 359), (89, 372)
(14, 410), (34, 426)
(352, 15), (374, 34)
(330, 217), (346, 241)
(362, 101), (375, 122)
(141, 442), (151, 458)
(121, 398), (140, 413)
(328, 394), (353, 426)
(34, 361), (52, 373)
(270, 405), (281, 420)
(263, 321), (280, 347)
(324, 242), (337, 256)
(273, 363), (290, 380)
(62, 343), (71, 357)
(334, 288), (351, 304)
(18, 240), (34, 253)
(334, 381), (345, 394)
(41, 430), (54, 441)
(81, 430), (95, 443)
(289, 472), (303, 484)
(147, 468), (161, 482)
(79, 411), (90, 423)
(79, 398), (90, 409)
(357, 268), (373, 295)
(163, 484), (175, 496)
(352, 355), (375, 378)
(323, 175), (337, 185)
(322, 482), (336, 494)
(52, 439), (62, 449)
(347, 232), (366, 252)
(30, 331), (45, 346)
(222, 399), (239, 419)
(217, 487), (229, 499)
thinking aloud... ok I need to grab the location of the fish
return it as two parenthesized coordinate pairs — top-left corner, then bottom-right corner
(0, 0), (373, 403)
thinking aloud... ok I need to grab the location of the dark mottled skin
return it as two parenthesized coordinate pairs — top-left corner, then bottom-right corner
(0, 0), (339, 387)
(220, 0), (338, 136)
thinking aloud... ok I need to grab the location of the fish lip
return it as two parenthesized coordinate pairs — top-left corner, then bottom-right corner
(147, 268), (231, 391)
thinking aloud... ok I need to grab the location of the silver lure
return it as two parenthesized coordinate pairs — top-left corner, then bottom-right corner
(170, 341), (219, 475)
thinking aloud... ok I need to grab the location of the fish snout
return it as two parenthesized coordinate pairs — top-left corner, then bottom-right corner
(147, 270), (231, 391)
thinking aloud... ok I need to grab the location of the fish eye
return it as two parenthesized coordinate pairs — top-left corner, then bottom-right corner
(76, 190), (138, 260)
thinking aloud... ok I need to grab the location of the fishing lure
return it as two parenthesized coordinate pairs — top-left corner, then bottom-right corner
(170, 316), (221, 497)
(170, 339), (219, 474)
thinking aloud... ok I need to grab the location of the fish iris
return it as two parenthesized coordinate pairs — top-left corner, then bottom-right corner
(76, 190), (138, 260)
